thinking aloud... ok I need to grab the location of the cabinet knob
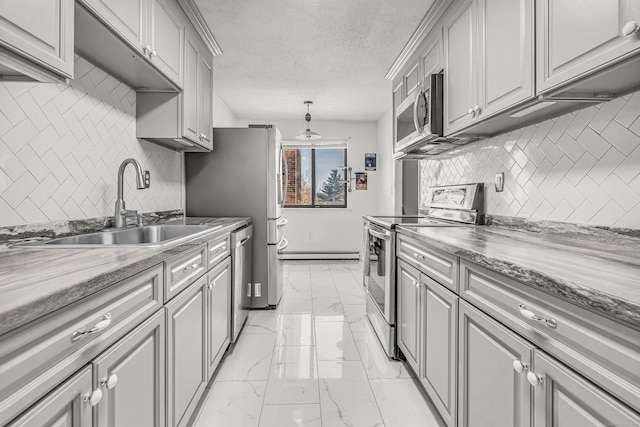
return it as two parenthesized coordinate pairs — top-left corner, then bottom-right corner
(473, 105), (481, 114)
(208, 282), (213, 290)
(84, 388), (103, 406)
(106, 374), (118, 389)
(151, 49), (158, 57)
(468, 108), (474, 116)
(526, 371), (543, 387)
(512, 359), (528, 374)
(622, 21), (640, 36)
(144, 44), (152, 54)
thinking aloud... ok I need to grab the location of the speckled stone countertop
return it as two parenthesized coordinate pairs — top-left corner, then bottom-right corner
(0, 217), (251, 336)
(397, 224), (640, 328)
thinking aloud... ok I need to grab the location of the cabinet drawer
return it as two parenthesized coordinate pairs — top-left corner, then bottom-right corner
(397, 234), (458, 292)
(207, 234), (230, 268)
(165, 244), (207, 301)
(0, 264), (163, 426)
(460, 259), (640, 410)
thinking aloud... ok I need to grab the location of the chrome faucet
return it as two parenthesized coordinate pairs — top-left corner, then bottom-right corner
(114, 158), (146, 228)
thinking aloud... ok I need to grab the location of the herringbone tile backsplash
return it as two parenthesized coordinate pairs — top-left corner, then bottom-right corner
(420, 91), (640, 228)
(0, 56), (182, 227)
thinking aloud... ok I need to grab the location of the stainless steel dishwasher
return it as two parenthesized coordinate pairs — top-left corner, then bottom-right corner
(230, 224), (252, 343)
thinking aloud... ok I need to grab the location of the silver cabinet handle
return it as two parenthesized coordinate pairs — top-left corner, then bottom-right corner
(72, 313), (112, 342)
(527, 371), (543, 387)
(369, 228), (390, 240)
(518, 304), (557, 328)
(622, 21), (639, 36)
(182, 263), (198, 273)
(413, 253), (426, 260)
(100, 374), (118, 389)
(512, 360), (528, 374)
(84, 388), (103, 406)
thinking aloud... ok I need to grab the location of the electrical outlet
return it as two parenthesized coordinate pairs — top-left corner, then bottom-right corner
(144, 171), (151, 188)
(495, 172), (504, 192)
(254, 283), (262, 297)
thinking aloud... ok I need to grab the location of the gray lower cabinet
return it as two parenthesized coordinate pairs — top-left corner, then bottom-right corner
(206, 257), (231, 378)
(7, 366), (94, 427)
(458, 300), (533, 427)
(397, 259), (421, 374)
(420, 275), (458, 427)
(166, 274), (208, 427)
(531, 350), (640, 427)
(93, 310), (165, 427)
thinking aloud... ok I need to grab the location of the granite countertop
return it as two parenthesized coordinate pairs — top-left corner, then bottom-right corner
(0, 217), (251, 336)
(396, 224), (640, 328)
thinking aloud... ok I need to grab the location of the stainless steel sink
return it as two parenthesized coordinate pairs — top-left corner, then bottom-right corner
(15, 225), (222, 248)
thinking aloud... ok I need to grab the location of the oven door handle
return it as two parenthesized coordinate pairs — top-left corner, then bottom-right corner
(369, 228), (391, 240)
(363, 225), (371, 276)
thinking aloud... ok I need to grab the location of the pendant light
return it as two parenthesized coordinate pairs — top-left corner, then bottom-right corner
(295, 101), (321, 140)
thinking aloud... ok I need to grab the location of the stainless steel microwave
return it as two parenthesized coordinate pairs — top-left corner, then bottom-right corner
(394, 73), (443, 153)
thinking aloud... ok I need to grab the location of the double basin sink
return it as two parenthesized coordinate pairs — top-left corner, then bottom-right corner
(17, 225), (222, 249)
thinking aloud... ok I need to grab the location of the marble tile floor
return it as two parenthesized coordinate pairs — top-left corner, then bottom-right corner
(192, 260), (445, 427)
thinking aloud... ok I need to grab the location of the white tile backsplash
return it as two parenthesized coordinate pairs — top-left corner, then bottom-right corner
(0, 56), (182, 227)
(420, 91), (640, 229)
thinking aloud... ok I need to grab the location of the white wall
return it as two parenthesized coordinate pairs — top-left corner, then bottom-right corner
(238, 119), (379, 255)
(0, 56), (182, 227)
(419, 91), (640, 228)
(211, 90), (238, 127)
(376, 107), (396, 214)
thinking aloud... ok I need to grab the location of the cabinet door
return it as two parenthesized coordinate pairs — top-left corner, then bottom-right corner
(148, 0), (184, 87)
(0, 0), (74, 77)
(532, 350), (640, 427)
(198, 48), (213, 149)
(94, 310), (165, 427)
(182, 31), (200, 144)
(166, 276), (208, 427)
(80, 0), (146, 52)
(421, 276), (458, 427)
(458, 301), (532, 427)
(404, 58), (422, 102)
(444, 0), (478, 134)
(206, 257), (231, 378)
(397, 260), (421, 374)
(478, 0), (534, 118)
(420, 30), (443, 80)
(537, 0), (640, 93)
(8, 366), (94, 427)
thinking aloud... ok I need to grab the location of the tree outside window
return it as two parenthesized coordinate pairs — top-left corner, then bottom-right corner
(284, 147), (347, 208)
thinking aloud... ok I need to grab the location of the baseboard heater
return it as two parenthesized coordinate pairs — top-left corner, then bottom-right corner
(280, 251), (360, 260)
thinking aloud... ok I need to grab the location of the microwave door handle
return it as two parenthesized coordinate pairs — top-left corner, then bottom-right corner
(413, 84), (422, 134)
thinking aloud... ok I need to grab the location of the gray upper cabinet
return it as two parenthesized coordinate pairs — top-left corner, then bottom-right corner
(183, 32), (200, 143)
(148, 0), (184, 87)
(537, 0), (640, 94)
(0, 0), (74, 80)
(443, 0), (477, 135)
(166, 275), (208, 427)
(397, 260), (421, 374)
(531, 350), (640, 427)
(7, 366), (94, 427)
(80, 0), (146, 51)
(198, 47), (213, 148)
(206, 257), (231, 378)
(478, 0), (534, 118)
(421, 274), (458, 427)
(78, 0), (184, 89)
(444, 0), (534, 134)
(420, 29), (443, 79)
(458, 300), (532, 427)
(93, 311), (165, 427)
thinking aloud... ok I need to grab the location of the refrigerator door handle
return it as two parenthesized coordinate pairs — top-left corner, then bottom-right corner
(277, 218), (288, 228)
(277, 238), (289, 253)
(280, 145), (288, 207)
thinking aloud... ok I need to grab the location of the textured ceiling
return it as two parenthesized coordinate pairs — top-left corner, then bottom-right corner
(195, 0), (433, 121)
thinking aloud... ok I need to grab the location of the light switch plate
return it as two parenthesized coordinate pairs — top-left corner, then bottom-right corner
(495, 172), (504, 192)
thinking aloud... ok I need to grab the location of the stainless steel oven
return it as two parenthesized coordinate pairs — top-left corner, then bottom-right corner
(363, 221), (396, 357)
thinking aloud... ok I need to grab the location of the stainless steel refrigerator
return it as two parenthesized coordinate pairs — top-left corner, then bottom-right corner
(185, 125), (288, 308)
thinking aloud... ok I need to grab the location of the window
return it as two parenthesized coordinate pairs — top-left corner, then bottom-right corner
(284, 145), (347, 208)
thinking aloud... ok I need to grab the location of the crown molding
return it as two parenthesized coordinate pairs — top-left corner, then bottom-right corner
(385, 0), (452, 81)
(177, 0), (223, 56)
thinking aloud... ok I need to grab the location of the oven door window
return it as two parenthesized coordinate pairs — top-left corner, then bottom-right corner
(368, 233), (387, 315)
